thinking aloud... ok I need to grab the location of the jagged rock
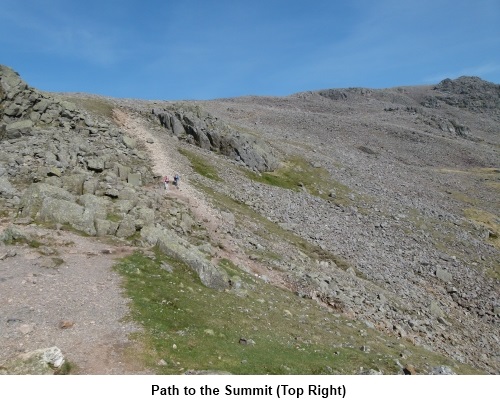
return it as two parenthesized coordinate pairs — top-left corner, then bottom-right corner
(104, 188), (119, 198)
(0, 226), (30, 244)
(47, 167), (62, 177)
(83, 178), (99, 195)
(114, 199), (136, 214)
(78, 194), (109, 219)
(130, 206), (155, 228)
(152, 106), (278, 171)
(3, 119), (33, 138)
(0, 65), (27, 95)
(62, 173), (87, 194)
(429, 301), (445, 318)
(115, 163), (131, 180)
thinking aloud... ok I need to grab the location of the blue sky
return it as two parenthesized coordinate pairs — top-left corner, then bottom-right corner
(1, 0), (499, 100)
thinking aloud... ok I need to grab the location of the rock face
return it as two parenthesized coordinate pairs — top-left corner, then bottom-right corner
(0, 65), (157, 238)
(434, 76), (500, 112)
(151, 106), (279, 172)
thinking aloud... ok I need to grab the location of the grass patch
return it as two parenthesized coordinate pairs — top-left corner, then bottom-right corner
(179, 148), (222, 182)
(243, 156), (354, 205)
(106, 212), (123, 223)
(115, 250), (481, 375)
(217, 258), (245, 278)
(61, 96), (115, 119)
(464, 208), (500, 249)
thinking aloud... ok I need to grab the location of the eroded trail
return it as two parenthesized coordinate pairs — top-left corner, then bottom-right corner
(112, 108), (284, 285)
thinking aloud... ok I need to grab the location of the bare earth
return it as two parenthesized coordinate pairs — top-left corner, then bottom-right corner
(0, 222), (150, 374)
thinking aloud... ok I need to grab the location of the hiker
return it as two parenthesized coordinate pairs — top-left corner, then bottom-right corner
(163, 175), (169, 191)
(173, 173), (180, 189)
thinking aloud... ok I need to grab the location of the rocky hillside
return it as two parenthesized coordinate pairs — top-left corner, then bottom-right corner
(0, 64), (498, 374)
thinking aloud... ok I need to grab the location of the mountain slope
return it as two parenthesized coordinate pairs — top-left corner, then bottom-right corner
(1, 65), (498, 374)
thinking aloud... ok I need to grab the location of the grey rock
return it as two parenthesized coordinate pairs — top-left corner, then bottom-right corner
(62, 173), (87, 194)
(83, 178), (99, 195)
(4, 119), (33, 138)
(429, 365), (456, 375)
(87, 158), (105, 172)
(38, 197), (96, 235)
(429, 301), (445, 318)
(115, 215), (137, 238)
(127, 172), (142, 186)
(19, 183), (75, 219)
(115, 163), (131, 181)
(0, 176), (17, 198)
(78, 194), (109, 219)
(153, 107), (278, 171)
(32, 100), (49, 113)
(141, 225), (229, 291)
(95, 218), (118, 236)
(122, 135), (136, 149)
(0, 346), (65, 375)
(435, 267), (453, 283)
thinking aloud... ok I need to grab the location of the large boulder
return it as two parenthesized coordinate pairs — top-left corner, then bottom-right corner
(3, 119), (34, 139)
(19, 183), (75, 218)
(38, 197), (96, 235)
(18, 183), (100, 235)
(0, 176), (17, 199)
(141, 225), (229, 291)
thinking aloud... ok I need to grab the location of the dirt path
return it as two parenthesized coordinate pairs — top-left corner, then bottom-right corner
(112, 108), (284, 285)
(0, 223), (149, 374)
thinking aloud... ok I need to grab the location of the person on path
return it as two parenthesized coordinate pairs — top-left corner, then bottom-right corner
(173, 173), (180, 189)
(163, 175), (170, 192)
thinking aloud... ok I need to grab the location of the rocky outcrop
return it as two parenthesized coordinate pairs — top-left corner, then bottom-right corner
(151, 106), (279, 172)
(141, 225), (229, 291)
(0, 65), (159, 239)
(434, 76), (500, 112)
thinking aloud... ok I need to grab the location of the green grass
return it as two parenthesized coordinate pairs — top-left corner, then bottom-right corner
(242, 156), (355, 205)
(115, 250), (481, 375)
(61, 96), (115, 119)
(106, 212), (123, 223)
(179, 148), (222, 181)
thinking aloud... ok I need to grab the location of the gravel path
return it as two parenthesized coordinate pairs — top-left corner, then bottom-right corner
(0, 224), (149, 374)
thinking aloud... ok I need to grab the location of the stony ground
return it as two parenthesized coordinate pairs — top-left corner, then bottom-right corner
(0, 223), (148, 374)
